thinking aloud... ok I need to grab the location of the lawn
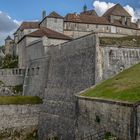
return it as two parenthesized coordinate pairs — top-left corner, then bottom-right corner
(82, 63), (140, 102)
(0, 96), (42, 105)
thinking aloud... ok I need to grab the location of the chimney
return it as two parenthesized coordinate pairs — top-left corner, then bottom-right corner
(126, 18), (131, 26)
(137, 19), (140, 28)
(42, 10), (46, 19)
(121, 16), (125, 25)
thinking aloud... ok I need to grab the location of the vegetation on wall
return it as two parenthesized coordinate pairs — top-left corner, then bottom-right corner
(0, 96), (42, 105)
(12, 85), (23, 95)
(104, 132), (117, 140)
(100, 36), (140, 47)
(82, 63), (140, 102)
(2, 54), (18, 68)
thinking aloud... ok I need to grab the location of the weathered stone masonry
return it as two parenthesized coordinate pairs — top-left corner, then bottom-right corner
(22, 33), (140, 140)
(0, 104), (40, 140)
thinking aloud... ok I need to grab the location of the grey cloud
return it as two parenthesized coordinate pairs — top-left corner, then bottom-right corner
(0, 11), (20, 45)
(0, 11), (19, 33)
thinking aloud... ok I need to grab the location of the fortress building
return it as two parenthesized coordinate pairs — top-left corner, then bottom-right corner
(9, 4), (140, 68)
(2, 3), (140, 140)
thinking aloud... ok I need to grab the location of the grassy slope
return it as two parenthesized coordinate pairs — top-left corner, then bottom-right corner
(100, 36), (140, 47)
(0, 96), (42, 105)
(82, 63), (140, 102)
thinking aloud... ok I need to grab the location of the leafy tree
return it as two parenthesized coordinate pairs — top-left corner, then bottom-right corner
(2, 54), (18, 68)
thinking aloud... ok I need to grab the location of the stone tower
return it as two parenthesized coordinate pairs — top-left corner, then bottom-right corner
(5, 36), (15, 56)
(40, 11), (64, 33)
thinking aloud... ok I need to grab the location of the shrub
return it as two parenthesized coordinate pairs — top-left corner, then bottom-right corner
(12, 85), (23, 95)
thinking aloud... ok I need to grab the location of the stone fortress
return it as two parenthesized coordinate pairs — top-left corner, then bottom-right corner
(2, 3), (140, 140)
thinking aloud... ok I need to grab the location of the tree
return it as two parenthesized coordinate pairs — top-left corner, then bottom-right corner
(2, 54), (18, 68)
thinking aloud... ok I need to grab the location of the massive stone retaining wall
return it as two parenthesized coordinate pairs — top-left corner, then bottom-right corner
(23, 33), (140, 140)
(76, 95), (140, 140)
(0, 104), (40, 140)
(37, 34), (97, 140)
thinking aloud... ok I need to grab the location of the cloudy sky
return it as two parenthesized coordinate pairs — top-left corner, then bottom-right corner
(0, 0), (140, 45)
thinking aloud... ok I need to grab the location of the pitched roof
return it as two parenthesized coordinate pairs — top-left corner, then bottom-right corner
(19, 21), (39, 30)
(47, 11), (63, 19)
(64, 13), (109, 24)
(5, 36), (12, 41)
(103, 4), (131, 17)
(18, 27), (72, 43)
(80, 10), (98, 17)
(64, 13), (139, 30)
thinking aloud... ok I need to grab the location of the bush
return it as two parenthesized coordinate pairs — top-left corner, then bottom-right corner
(12, 85), (23, 95)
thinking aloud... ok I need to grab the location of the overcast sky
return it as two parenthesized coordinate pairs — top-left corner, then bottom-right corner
(0, 0), (140, 45)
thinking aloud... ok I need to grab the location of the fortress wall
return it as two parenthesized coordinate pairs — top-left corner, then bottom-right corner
(101, 46), (140, 80)
(0, 68), (25, 86)
(38, 33), (97, 140)
(26, 40), (44, 64)
(76, 96), (135, 140)
(23, 57), (48, 97)
(0, 104), (40, 139)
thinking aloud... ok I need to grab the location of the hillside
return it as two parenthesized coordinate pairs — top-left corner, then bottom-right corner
(82, 63), (140, 102)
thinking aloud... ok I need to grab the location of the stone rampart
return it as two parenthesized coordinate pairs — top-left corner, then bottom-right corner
(76, 95), (140, 140)
(0, 104), (40, 140)
(0, 68), (25, 86)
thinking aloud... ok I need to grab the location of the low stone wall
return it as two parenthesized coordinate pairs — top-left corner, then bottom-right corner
(0, 104), (40, 140)
(0, 68), (25, 86)
(76, 95), (138, 140)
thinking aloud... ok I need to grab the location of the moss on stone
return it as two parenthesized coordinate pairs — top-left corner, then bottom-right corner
(0, 96), (42, 105)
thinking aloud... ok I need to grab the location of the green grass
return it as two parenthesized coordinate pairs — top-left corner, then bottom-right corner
(0, 96), (42, 105)
(82, 63), (140, 102)
(100, 36), (140, 47)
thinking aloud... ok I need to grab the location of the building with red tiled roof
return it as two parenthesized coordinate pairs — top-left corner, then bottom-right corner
(11, 3), (140, 68)
(17, 27), (72, 68)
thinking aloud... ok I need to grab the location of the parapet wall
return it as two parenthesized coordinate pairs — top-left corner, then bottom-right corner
(101, 46), (140, 80)
(0, 104), (40, 139)
(0, 68), (25, 86)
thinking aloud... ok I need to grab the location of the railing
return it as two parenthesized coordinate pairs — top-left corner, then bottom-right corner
(0, 67), (40, 76)
(0, 68), (25, 76)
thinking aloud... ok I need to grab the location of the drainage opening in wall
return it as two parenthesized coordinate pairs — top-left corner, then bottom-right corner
(95, 115), (101, 124)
